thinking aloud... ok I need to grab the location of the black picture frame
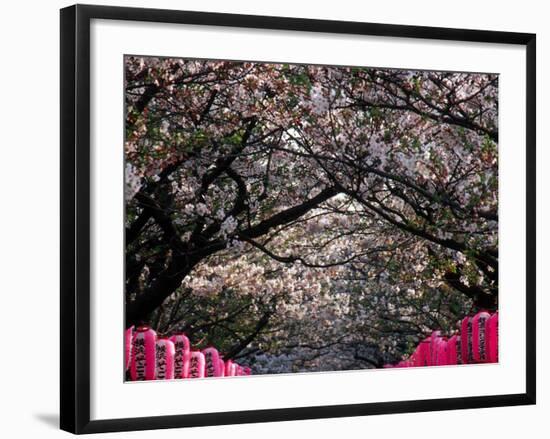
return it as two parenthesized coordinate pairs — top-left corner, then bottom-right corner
(60, 4), (536, 434)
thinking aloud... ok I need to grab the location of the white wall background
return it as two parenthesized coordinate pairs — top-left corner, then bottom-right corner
(0, 0), (546, 437)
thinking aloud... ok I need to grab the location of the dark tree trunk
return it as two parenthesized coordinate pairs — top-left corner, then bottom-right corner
(443, 270), (498, 311)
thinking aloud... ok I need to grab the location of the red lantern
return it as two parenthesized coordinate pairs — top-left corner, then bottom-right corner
(203, 347), (223, 377)
(486, 312), (499, 363)
(189, 351), (205, 378)
(426, 331), (447, 366)
(125, 326), (134, 371)
(428, 331), (441, 366)
(155, 338), (175, 380)
(461, 316), (473, 364)
(446, 334), (462, 365)
(410, 345), (419, 367)
(225, 360), (235, 376)
(434, 337), (448, 366)
(416, 338), (431, 367)
(130, 326), (157, 381)
(472, 311), (491, 363)
(169, 333), (190, 379)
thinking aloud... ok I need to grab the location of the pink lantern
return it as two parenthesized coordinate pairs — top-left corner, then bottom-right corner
(125, 326), (134, 371)
(203, 347), (223, 377)
(472, 311), (491, 363)
(189, 351), (205, 378)
(486, 312), (499, 363)
(236, 365), (244, 376)
(434, 337), (448, 366)
(408, 348), (419, 367)
(155, 338), (175, 380)
(218, 358), (226, 377)
(426, 331), (447, 366)
(429, 331), (441, 366)
(169, 333), (190, 379)
(230, 362), (238, 376)
(130, 326), (157, 381)
(446, 334), (462, 365)
(415, 338), (431, 367)
(461, 316), (473, 364)
(225, 360), (235, 376)
(243, 367), (252, 375)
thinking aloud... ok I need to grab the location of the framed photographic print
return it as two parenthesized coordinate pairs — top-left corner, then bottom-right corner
(60, 4), (536, 434)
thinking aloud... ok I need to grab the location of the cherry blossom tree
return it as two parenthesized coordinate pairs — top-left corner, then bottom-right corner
(124, 56), (497, 371)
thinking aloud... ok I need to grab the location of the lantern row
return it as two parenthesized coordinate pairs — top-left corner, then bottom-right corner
(384, 311), (498, 368)
(126, 326), (252, 381)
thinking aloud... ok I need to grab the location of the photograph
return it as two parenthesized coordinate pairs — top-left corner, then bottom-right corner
(124, 56), (499, 380)
(0, 0), (541, 436)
